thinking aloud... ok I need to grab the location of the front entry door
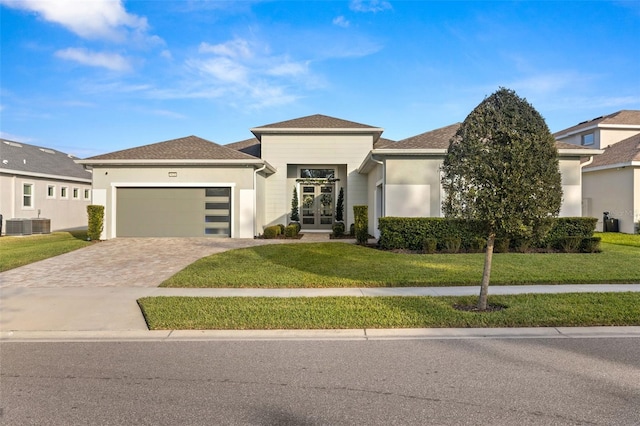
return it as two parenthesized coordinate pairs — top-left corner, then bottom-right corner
(301, 185), (334, 229)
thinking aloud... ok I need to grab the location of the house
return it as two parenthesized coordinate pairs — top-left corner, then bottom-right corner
(0, 139), (93, 234)
(78, 114), (600, 239)
(554, 110), (640, 233)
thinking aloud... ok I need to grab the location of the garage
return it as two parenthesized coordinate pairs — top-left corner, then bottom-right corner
(116, 187), (231, 237)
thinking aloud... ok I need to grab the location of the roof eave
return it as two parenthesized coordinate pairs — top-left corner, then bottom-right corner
(76, 158), (275, 171)
(0, 168), (92, 183)
(358, 148), (448, 174)
(584, 161), (640, 172)
(557, 148), (604, 157)
(250, 127), (384, 142)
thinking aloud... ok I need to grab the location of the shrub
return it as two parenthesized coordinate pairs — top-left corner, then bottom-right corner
(581, 237), (601, 253)
(263, 225), (281, 239)
(442, 237), (461, 253)
(423, 238), (437, 254)
(284, 224), (299, 238)
(558, 236), (583, 253)
(513, 238), (530, 253)
(470, 237), (486, 253)
(494, 238), (510, 253)
(290, 187), (299, 222)
(277, 224), (285, 235)
(87, 205), (104, 241)
(353, 205), (368, 244)
(291, 222), (301, 234)
(332, 222), (345, 237)
(335, 187), (344, 222)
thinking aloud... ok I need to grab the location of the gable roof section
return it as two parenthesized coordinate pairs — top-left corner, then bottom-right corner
(554, 110), (640, 138)
(0, 139), (92, 182)
(584, 133), (640, 170)
(250, 114), (384, 142)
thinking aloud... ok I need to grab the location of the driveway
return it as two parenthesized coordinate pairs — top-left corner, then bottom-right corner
(0, 237), (303, 289)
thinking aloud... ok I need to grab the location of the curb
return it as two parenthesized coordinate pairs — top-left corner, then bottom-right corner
(2, 326), (640, 342)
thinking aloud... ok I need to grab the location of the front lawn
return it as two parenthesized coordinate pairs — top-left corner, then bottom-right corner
(138, 292), (640, 330)
(0, 231), (91, 272)
(596, 232), (640, 248)
(161, 241), (640, 288)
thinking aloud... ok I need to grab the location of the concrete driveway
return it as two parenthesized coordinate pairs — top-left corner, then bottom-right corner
(0, 237), (304, 289)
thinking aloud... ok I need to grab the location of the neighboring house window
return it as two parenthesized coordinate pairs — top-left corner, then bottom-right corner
(73, 188), (79, 199)
(84, 189), (90, 200)
(47, 185), (56, 199)
(61, 186), (68, 199)
(581, 133), (594, 146)
(23, 183), (34, 208)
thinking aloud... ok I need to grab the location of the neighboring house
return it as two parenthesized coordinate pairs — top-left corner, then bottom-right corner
(554, 110), (640, 233)
(0, 139), (93, 234)
(78, 114), (600, 239)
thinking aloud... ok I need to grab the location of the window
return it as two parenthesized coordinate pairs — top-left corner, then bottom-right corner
(22, 183), (34, 208)
(300, 169), (335, 179)
(47, 185), (56, 199)
(61, 186), (68, 199)
(84, 189), (90, 200)
(581, 133), (594, 146)
(73, 188), (79, 199)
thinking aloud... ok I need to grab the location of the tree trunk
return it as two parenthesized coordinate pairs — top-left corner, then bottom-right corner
(479, 232), (495, 310)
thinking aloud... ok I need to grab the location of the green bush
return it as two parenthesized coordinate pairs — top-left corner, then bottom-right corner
(378, 217), (597, 252)
(513, 238), (530, 253)
(332, 222), (345, 237)
(291, 222), (301, 234)
(353, 205), (368, 244)
(558, 236), (583, 253)
(423, 238), (437, 254)
(470, 237), (486, 253)
(87, 205), (104, 241)
(494, 238), (510, 253)
(442, 237), (461, 253)
(263, 225), (281, 239)
(277, 224), (285, 234)
(581, 237), (601, 253)
(284, 224), (299, 238)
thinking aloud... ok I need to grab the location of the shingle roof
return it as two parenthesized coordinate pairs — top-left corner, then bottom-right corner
(85, 135), (258, 161)
(253, 114), (380, 129)
(392, 123), (461, 149)
(554, 110), (640, 137)
(374, 137), (396, 149)
(585, 133), (640, 169)
(225, 138), (261, 158)
(0, 139), (92, 180)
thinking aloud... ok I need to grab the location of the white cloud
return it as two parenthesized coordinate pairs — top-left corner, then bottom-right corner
(0, 0), (150, 41)
(188, 57), (249, 84)
(333, 16), (350, 28)
(267, 60), (309, 77)
(199, 39), (253, 59)
(350, 0), (392, 13)
(55, 47), (132, 71)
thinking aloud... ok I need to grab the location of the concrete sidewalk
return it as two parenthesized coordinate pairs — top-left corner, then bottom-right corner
(2, 284), (640, 341)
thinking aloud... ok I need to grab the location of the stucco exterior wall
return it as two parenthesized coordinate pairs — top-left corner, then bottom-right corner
(91, 165), (256, 239)
(0, 173), (91, 233)
(384, 157), (443, 218)
(261, 134), (373, 228)
(599, 129), (640, 149)
(558, 158), (583, 217)
(583, 168), (636, 233)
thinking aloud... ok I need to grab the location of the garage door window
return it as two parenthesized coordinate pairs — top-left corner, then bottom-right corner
(205, 187), (231, 237)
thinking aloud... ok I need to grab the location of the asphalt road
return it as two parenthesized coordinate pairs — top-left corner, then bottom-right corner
(1, 338), (639, 425)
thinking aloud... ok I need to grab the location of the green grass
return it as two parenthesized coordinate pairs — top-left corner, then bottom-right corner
(596, 232), (640, 248)
(161, 241), (640, 288)
(0, 231), (91, 272)
(138, 292), (640, 330)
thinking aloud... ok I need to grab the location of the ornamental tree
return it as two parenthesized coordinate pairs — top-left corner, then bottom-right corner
(290, 186), (299, 222)
(441, 88), (562, 310)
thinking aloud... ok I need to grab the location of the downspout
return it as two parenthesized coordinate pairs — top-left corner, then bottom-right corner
(371, 157), (384, 238)
(253, 164), (267, 237)
(579, 156), (595, 218)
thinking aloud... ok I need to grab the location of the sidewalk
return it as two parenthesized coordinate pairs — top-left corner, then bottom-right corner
(2, 284), (640, 341)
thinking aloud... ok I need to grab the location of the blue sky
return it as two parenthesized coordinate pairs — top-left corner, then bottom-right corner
(1, 0), (639, 158)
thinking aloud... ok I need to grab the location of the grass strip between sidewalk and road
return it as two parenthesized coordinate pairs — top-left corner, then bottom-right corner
(138, 292), (640, 330)
(0, 231), (90, 272)
(161, 241), (640, 288)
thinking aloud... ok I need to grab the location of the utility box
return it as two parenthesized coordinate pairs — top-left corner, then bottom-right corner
(31, 218), (51, 234)
(604, 218), (619, 233)
(6, 219), (33, 236)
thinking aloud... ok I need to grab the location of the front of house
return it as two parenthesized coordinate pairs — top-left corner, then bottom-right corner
(78, 114), (601, 239)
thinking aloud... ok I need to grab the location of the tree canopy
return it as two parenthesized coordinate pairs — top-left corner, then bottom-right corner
(441, 88), (562, 309)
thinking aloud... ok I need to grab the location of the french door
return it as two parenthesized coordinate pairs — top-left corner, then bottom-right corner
(301, 184), (334, 229)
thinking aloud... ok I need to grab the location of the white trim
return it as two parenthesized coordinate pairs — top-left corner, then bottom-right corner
(60, 186), (69, 199)
(555, 123), (640, 139)
(21, 182), (35, 210)
(46, 184), (56, 199)
(584, 161), (640, 172)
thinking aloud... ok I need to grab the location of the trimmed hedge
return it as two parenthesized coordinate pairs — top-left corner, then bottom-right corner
(284, 224), (299, 238)
(263, 225), (281, 239)
(378, 217), (598, 252)
(87, 205), (104, 241)
(332, 221), (345, 237)
(353, 205), (368, 244)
